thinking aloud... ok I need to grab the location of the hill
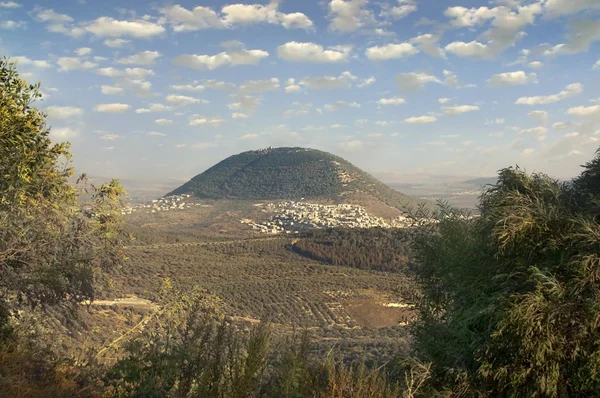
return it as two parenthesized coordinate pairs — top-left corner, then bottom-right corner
(168, 147), (425, 211)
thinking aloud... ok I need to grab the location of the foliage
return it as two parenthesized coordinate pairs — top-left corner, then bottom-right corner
(168, 147), (422, 210)
(409, 157), (600, 396)
(289, 227), (411, 272)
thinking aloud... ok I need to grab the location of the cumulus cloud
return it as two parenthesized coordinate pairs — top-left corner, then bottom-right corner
(438, 97), (451, 104)
(515, 82), (583, 105)
(75, 47), (92, 56)
(155, 118), (173, 125)
(357, 77), (376, 88)
(529, 61), (544, 69)
(96, 67), (155, 79)
(442, 105), (480, 116)
(0, 1), (21, 8)
(365, 43), (418, 61)
(241, 133), (259, 140)
(284, 78), (302, 93)
(377, 96), (405, 106)
(324, 101), (361, 111)
(232, 112), (249, 119)
(166, 94), (203, 105)
(147, 131), (167, 137)
(405, 115), (437, 124)
(94, 103), (130, 113)
(299, 71), (356, 89)
(174, 42), (269, 70)
(0, 20), (26, 29)
(239, 78), (280, 93)
(386, 0), (418, 19)
(519, 126), (548, 135)
(11, 56), (52, 69)
(395, 72), (441, 92)
(100, 85), (123, 95)
(49, 127), (78, 141)
(445, 41), (491, 59)
(169, 84), (205, 92)
(135, 103), (172, 113)
(100, 133), (119, 141)
(528, 110), (549, 125)
(543, 0), (600, 17)
(189, 115), (225, 126)
(328, 0), (377, 33)
(409, 34), (446, 58)
(568, 105), (600, 117)
(117, 51), (161, 65)
(277, 42), (352, 63)
(83, 17), (165, 38)
(339, 140), (365, 151)
(228, 94), (261, 114)
(46, 106), (84, 119)
(104, 38), (130, 48)
(57, 57), (97, 72)
(159, 1), (313, 31)
(488, 71), (538, 86)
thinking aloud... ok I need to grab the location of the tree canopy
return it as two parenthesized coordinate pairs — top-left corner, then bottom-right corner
(0, 58), (127, 331)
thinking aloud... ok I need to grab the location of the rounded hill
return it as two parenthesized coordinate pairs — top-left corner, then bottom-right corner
(169, 147), (422, 210)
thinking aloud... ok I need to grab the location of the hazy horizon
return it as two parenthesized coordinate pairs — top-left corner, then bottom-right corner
(2, 0), (598, 181)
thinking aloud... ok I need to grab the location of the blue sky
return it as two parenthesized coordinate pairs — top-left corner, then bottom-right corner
(1, 0), (599, 182)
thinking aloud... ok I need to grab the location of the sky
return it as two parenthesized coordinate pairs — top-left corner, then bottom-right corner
(1, 0), (599, 182)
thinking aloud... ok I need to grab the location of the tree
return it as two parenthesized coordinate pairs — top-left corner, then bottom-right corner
(0, 57), (127, 334)
(409, 159), (600, 397)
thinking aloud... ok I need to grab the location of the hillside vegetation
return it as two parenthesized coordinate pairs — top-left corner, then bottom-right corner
(169, 147), (423, 211)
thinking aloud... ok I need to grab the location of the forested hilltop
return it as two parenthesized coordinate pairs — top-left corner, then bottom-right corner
(3, 58), (600, 397)
(169, 147), (423, 210)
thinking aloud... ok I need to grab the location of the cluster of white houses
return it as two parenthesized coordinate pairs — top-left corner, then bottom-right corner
(240, 201), (413, 234)
(121, 194), (202, 215)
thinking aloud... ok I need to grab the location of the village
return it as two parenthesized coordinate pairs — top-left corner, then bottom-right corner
(240, 201), (414, 234)
(120, 194), (202, 215)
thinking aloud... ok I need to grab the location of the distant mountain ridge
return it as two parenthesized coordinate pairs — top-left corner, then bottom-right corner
(169, 147), (425, 211)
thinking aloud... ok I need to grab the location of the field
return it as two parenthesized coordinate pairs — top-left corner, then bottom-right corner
(56, 200), (417, 364)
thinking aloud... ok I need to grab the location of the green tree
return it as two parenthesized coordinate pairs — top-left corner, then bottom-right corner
(409, 158), (600, 397)
(0, 57), (127, 334)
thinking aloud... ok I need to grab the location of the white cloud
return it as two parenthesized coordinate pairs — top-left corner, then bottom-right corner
(445, 41), (491, 59)
(0, 1), (21, 8)
(442, 105), (480, 116)
(357, 77), (375, 88)
(166, 94), (202, 105)
(75, 47), (92, 56)
(377, 96), (405, 106)
(232, 112), (249, 119)
(160, 2), (313, 31)
(228, 94), (261, 114)
(174, 44), (269, 70)
(84, 17), (165, 38)
(324, 101), (361, 111)
(488, 71), (538, 86)
(552, 122), (572, 130)
(489, 131), (505, 137)
(147, 131), (167, 137)
(568, 105), (600, 117)
(284, 78), (302, 93)
(405, 115), (437, 124)
(0, 20), (25, 29)
(94, 103), (130, 113)
(117, 51), (161, 65)
(96, 67), (155, 79)
(594, 60), (600, 70)
(409, 34), (446, 58)
(299, 71), (356, 89)
(328, 0), (377, 33)
(387, 1), (417, 19)
(515, 82), (583, 105)
(528, 110), (548, 125)
(35, 9), (73, 24)
(519, 127), (547, 135)
(395, 72), (441, 92)
(57, 57), (97, 72)
(100, 133), (119, 141)
(239, 78), (280, 93)
(438, 97), (451, 104)
(189, 116), (225, 126)
(135, 103), (172, 113)
(49, 127), (78, 141)
(10, 56), (52, 69)
(522, 148), (535, 155)
(241, 133), (259, 140)
(104, 38), (130, 48)
(46, 106), (83, 119)
(278, 42), (352, 63)
(155, 119), (173, 125)
(365, 43), (418, 61)
(544, 0), (600, 17)
(169, 84), (205, 92)
(529, 61), (544, 69)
